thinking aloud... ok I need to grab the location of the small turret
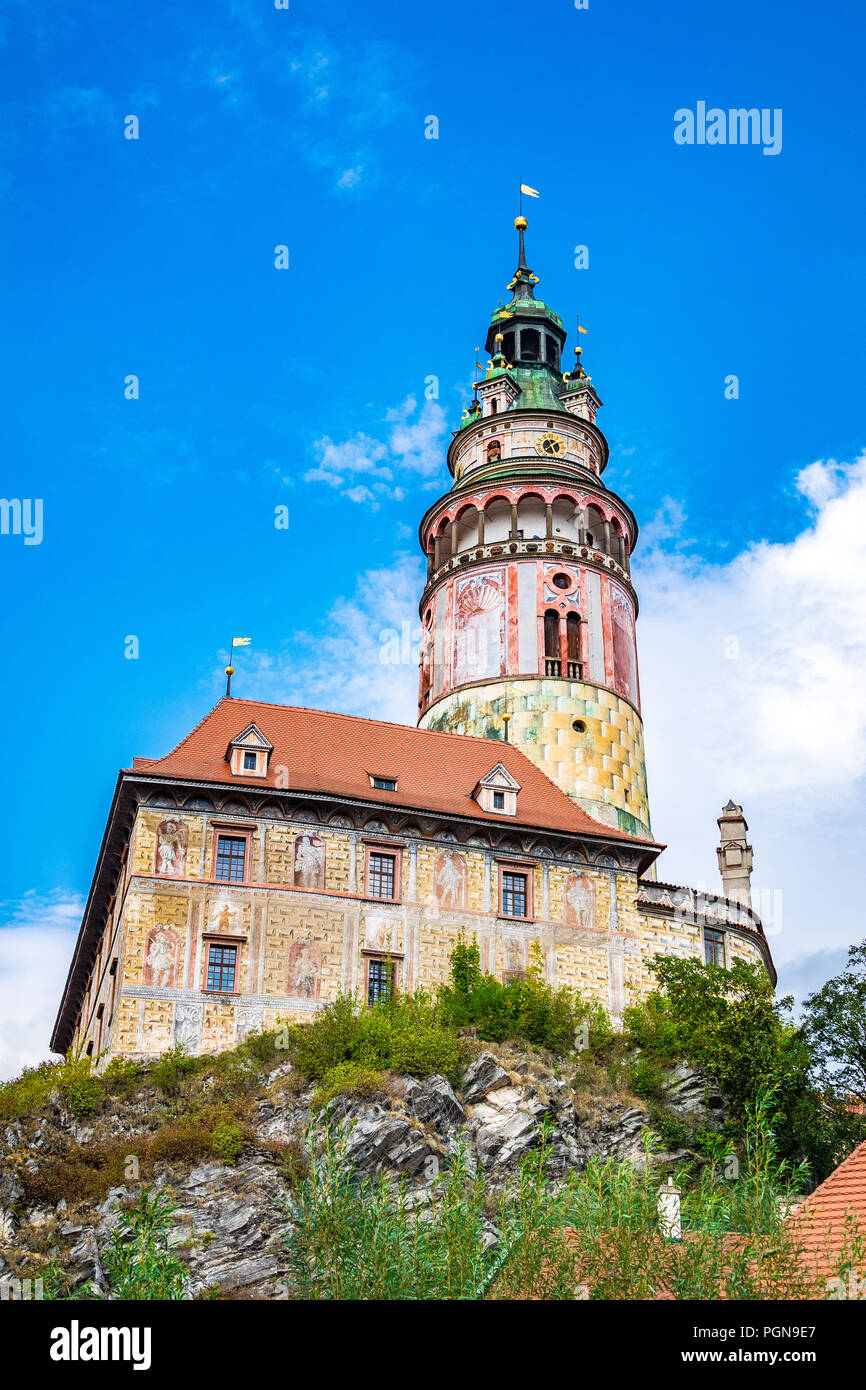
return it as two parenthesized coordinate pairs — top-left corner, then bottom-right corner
(717, 801), (754, 908)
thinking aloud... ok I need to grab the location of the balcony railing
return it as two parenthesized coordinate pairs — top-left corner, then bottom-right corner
(425, 535), (631, 593)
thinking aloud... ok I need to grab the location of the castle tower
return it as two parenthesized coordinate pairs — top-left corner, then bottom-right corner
(716, 800), (754, 908)
(417, 218), (650, 837)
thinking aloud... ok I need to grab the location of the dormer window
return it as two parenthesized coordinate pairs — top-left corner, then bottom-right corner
(226, 723), (274, 778)
(474, 763), (522, 816)
(370, 774), (397, 791)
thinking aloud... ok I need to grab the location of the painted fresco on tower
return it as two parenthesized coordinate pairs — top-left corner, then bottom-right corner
(433, 850), (466, 909)
(142, 925), (180, 989)
(610, 583), (638, 705)
(453, 570), (505, 686)
(293, 833), (325, 891)
(563, 872), (596, 931)
(155, 818), (188, 878)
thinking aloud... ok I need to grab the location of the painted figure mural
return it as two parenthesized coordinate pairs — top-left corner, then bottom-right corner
(287, 940), (322, 999)
(209, 901), (238, 935)
(610, 584), (638, 706)
(142, 926), (179, 989)
(563, 872), (596, 931)
(433, 850), (466, 909)
(293, 833), (325, 891)
(364, 916), (394, 952)
(453, 571), (504, 686)
(504, 936), (524, 979)
(155, 819), (188, 878)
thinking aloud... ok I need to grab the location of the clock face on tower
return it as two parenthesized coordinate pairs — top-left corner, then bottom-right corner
(536, 430), (566, 458)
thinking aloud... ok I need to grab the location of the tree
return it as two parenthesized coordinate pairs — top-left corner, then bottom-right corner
(802, 941), (866, 1103)
(626, 957), (822, 1173)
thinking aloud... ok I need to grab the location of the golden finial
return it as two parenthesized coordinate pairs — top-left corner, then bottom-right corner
(494, 332), (503, 342)
(514, 215), (528, 231)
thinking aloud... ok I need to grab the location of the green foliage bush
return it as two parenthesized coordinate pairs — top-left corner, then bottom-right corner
(287, 989), (464, 1091)
(209, 1120), (246, 1163)
(0, 1051), (108, 1123)
(150, 1045), (202, 1093)
(439, 931), (602, 1055)
(623, 956), (822, 1171)
(313, 1063), (388, 1109)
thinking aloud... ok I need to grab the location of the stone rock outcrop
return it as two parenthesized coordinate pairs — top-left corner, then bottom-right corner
(0, 1048), (724, 1299)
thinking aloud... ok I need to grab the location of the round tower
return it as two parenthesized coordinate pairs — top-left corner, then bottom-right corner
(417, 219), (651, 838)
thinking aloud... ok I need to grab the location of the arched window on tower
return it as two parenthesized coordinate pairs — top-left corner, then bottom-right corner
(520, 328), (540, 362)
(546, 335), (560, 370)
(544, 609), (561, 676)
(489, 398), (498, 415)
(566, 613), (581, 679)
(503, 331), (515, 362)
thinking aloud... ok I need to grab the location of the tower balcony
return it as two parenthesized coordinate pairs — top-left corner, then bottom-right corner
(422, 532), (632, 600)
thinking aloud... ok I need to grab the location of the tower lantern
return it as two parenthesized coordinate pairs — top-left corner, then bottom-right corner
(417, 218), (650, 837)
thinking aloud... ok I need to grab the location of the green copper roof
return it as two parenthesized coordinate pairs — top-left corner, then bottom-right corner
(510, 364), (564, 411)
(490, 299), (564, 331)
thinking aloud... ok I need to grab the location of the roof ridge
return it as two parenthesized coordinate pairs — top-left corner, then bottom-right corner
(801, 1136), (866, 1207)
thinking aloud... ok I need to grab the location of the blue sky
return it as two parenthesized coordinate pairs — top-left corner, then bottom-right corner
(1, 0), (865, 1073)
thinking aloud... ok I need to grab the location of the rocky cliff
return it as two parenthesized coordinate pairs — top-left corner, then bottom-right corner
(0, 1046), (725, 1299)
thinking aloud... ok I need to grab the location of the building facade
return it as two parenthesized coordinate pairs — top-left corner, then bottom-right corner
(50, 225), (775, 1064)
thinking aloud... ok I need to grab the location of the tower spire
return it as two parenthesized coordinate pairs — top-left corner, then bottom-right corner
(510, 215), (537, 302)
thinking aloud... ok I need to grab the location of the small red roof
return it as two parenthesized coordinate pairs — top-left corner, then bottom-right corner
(130, 697), (653, 843)
(793, 1136), (866, 1281)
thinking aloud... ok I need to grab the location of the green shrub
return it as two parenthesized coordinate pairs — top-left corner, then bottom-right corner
(313, 1063), (388, 1108)
(0, 1060), (61, 1122)
(627, 956), (821, 1171)
(291, 995), (360, 1080)
(235, 1028), (283, 1065)
(648, 1105), (692, 1150)
(150, 1045), (201, 1093)
(210, 1120), (245, 1163)
(627, 1055), (666, 1102)
(439, 931), (601, 1055)
(389, 1026), (461, 1082)
(101, 1188), (188, 1300)
(101, 1057), (145, 1092)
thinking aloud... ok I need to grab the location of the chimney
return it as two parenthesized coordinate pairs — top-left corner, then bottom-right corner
(657, 1177), (681, 1240)
(716, 800), (753, 909)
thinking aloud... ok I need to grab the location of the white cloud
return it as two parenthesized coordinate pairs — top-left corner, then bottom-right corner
(636, 451), (866, 997)
(0, 890), (83, 1081)
(306, 397), (447, 505)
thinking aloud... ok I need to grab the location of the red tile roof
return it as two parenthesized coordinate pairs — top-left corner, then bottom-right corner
(130, 697), (654, 844)
(792, 1137), (866, 1282)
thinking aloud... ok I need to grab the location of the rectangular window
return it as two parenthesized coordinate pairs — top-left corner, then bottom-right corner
(243, 751), (257, 770)
(704, 928), (725, 966)
(501, 871), (528, 918)
(368, 852), (396, 899)
(372, 777), (397, 791)
(367, 957), (395, 1006)
(493, 791), (505, 810)
(207, 943), (237, 992)
(215, 834), (246, 883)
